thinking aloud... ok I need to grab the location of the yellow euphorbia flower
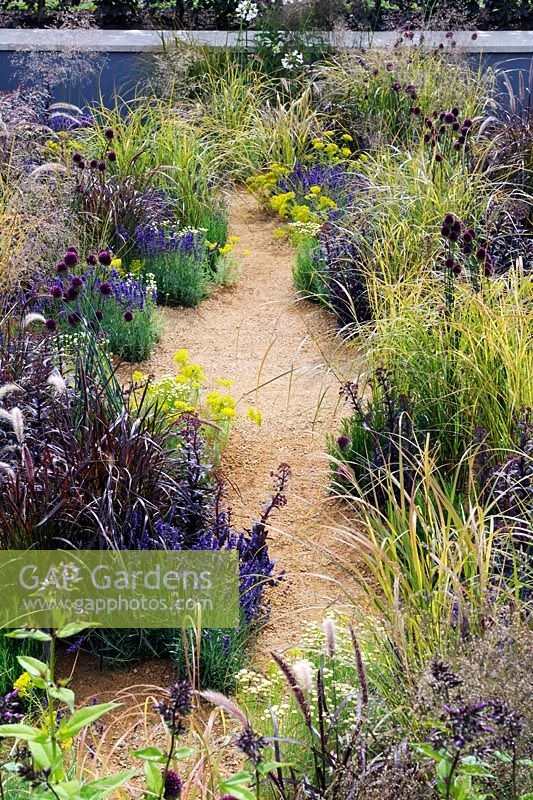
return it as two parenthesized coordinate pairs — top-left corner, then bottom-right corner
(173, 349), (189, 366)
(246, 407), (262, 426)
(13, 672), (32, 698)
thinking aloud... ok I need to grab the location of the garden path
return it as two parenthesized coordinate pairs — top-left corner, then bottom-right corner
(61, 190), (361, 725)
(135, 189), (362, 659)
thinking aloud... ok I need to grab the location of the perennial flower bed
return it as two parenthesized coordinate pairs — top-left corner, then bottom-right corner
(0, 27), (531, 800)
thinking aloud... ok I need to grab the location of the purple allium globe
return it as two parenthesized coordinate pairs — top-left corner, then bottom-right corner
(445, 257), (455, 270)
(97, 161), (106, 172)
(337, 434), (351, 451)
(50, 286), (63, 299)
(56, 261), (68, 273)
(86, 253), (98, 266)
(476, 247), (487, 261)
(71, 276), (84, 289)
(435, 151), (444, 163)
(98, 249), (112, 266)
(68, 311), (82, 326)
(90, 158), (98, 169)
(72, 152), (82, 164)
(123, 310), (134, 322)
(104, 127), (114, 140)
(77, 160), (85, 170)
(444, 213), (455, 226)
(45, 318), (57, 331)
(95, 310), (103, 321)
(164, 770), (182, 800)
(64, 251), (79, 268)
(107, 150), (117, 162)
(65, 286), (79, 302)
(99, 281), (112, 296)
(441, 225), (451, 238)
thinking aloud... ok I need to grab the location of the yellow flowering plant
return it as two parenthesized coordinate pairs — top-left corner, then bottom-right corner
(132, 350), (262, 464)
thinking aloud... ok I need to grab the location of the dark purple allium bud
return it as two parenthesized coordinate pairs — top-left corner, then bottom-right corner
(441, 225), (451, 238)
(68, 311), (82, 326)
(410, 106), (421, 115)
(452, 121), (460, 131)
(452, 220), (461, 233)
(463, 118), (473, 128)
(449, 230), (459, 242)
(163, 770), (182, 800)
(95, 309), (103, 321)
(65, 286), (79, 302)
(56, 261), (68, 273)
(123, 310), (134, 322)
(50, 285), (62, 299)
(104, 127), (114, 140)
(90, 158), (98, 169)
(98, 249), (112, 266)
(71, 276), (84, 289)
(67, 245), (78, 254)
(439, 43), (444, 50)
(86, 253), (98, 266)
(444, 112), (455, 123)
(476, 247), (487, 261)
(99, 281), (112, 296)
(463, 230), (473, 243)
(77, 160), (85, 170)
(337, 434), (351, 451)
(435, 151), (444, 162)
(72, 152), (82, 164)
(458, 135), (466, 145)
(439, 112), (446, 121)
(439, 125), (446, 134)
(451, 106), (459, 117)
(483, 262), (493, 277)
(235, 726), (267, 766)
(391, 82), (401, 91)
(107, 150), (117, 162)
(462, 244), (472, 255)
(97, 160), (106, 172)
(386, 62), (393, 71)
(466, 228), (476, 239)
(424, 117), (433, 128)
(64, 251), (79, 267)
(444, 213), (455, 226)
(424, 133), (431, 143)
(45, 318), (57, 331)
(452, 262), (462, 275)
(445, 257), (455, 270)
(453, 140), (462, 150)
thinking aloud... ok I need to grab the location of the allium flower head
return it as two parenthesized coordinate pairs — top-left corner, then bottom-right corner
(164, 770), (182, 800)
(336, 434), (351, 451)
(50, 286), (62, 299)
(71, 276), (84, 289)
(123, 310), (134, 322)
(154, 680), (193, 735)
(98, 249), (112, 266)
(107, 150), (117, 162)
(104, 127), (114, 140)
(56, 261), (68, 273)
(45, 318), (57, 331)
(86, 253), (98, 266)
(95, 310), (103, 321)
(72, 152), (82, 164)
(99, 281), (112, 296)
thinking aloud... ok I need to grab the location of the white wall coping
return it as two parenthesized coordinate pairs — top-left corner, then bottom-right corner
(0, 28), (531, 53)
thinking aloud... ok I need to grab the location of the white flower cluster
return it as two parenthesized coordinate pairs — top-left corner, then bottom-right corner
(281, 49), (304, 71)
(235, 0), (259, 23)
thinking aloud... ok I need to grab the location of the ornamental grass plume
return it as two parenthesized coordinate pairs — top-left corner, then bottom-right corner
(271, 651), (312, 727)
